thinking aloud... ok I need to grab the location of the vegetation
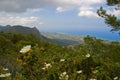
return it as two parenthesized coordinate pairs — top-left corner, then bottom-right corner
(97, 0), (120, 34)
(42, 32), (84, 45)
(0, 31), (120, 80)
(0, 25), (44, 39)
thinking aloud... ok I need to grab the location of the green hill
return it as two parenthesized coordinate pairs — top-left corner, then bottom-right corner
(42, 32), (85, 45)
(0, 25), (46, 40)
(0, 25), (84, 45)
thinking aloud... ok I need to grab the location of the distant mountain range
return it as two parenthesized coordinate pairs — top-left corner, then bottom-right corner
(0, 25), (47, 40)
(0, 25), (85, 45)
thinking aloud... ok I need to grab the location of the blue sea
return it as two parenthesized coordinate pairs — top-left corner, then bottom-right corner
(40, 27), (120, 41)
(66, 30), (120, 41)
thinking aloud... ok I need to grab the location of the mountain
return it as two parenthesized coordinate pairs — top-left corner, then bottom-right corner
(0, 25), (114, 45)
(0, 25), (6, 30)
(41, 32), (85, 45)
(0, 25), (46, 40)
(0, 25), (85, 45)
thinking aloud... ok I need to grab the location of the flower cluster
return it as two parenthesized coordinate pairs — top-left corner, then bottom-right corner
(77, 70), (82, 74)
(42, 63), (52, 70)
(92, 70), (98, 74)
(113, 76), (118, 80)
(20, 45), (31, 54)
(3, 68), (8, 71)
(85, 54), (91, 58)
(0, 66), (11, 78)
(89, 78), (97, 80)
(59, 72), (69, 80)
(0, 73), (11, 78)
(60, 59), (65, 62)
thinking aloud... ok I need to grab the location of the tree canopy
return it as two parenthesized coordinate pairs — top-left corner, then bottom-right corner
(97, 0), (120, 34)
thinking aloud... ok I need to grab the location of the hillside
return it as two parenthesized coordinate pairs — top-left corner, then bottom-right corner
(0, 25), (85, 45)
(0, 32), (120, 80)
(0, 25), (116, 46)
(0, 25), (46, 40)
(42, 32), (85, 45)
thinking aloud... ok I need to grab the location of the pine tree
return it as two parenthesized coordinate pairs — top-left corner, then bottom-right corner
(97, 0), (120, 34)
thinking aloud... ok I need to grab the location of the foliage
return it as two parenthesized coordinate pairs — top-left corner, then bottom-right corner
(97, 0), (120, 34)
(0, 32), (120, 80)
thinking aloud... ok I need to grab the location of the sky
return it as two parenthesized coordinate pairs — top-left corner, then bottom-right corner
(0, 0), (120, 40)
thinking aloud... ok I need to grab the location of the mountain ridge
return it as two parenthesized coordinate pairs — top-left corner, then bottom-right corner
(1, 25), (113, 45)
(0, 25), (85, 45)
(0, 25), (47, 40)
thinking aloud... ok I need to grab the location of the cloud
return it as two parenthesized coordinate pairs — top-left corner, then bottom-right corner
(56, 7), (65, 13)
(78, 6), (99, 18)
(56, 6), (72, 13)
(57, 0), (103, 6)
(105, 7), (120, 16)
(0, 0), (44, 12)
(109, 10), (120, 16)
(0, 16), (42, 27)
(0, 5), (43, 27)
(0, 0), (104, 22)
(26, 8), (42, 13)
(113, 10), (120, 16)
(55, 0), (104, 17)
(78, 11), (98, 18)
(0, 0), (104, 13)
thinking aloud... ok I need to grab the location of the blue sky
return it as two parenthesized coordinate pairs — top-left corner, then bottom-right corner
(0, 0), (120, 40)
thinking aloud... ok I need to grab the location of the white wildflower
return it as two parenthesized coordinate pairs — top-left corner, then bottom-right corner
(3, 68), (8, 71)
(0, 73), (11, 77)
(89, 78), (97, 80)
(5, 73), (11, 77)
(62, 72), (67, 75)
(114, 76), (118, 80)
(92, 70), (98, 74)
(41, 67), (46, 70)
(77, 70), (82, 74)
(45, 63), (51, 68)
(86, 54), (90, 58)
(42, 63), (51, 70)
(65, 75), (69, 80)
(59, 72), (69, 80)
(20, 45), (31, 54)
(60, 59), (65, 62)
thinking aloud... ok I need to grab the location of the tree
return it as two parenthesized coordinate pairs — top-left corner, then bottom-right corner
(97, 0), (120, 34)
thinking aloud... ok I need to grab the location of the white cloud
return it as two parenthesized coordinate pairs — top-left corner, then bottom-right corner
(56, 7), (65, 13)
(106, 8), (120, 16)
(78, 6), (99, 18)
(56, 6), (71, 13)
(26, 8), (43, 13)
(55, 0), (104, 17)
(79, 6), (94, 11)
(0, 0), (105, 22)
(110, 10), (120, 16)
(0, 6), (43, 27)
(0, 0), (104, 12)
(0, 16), (42, 27)
(54, 0), (103, 6)
(78, 11), (98, 18)
(113, 10), (120, 16)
